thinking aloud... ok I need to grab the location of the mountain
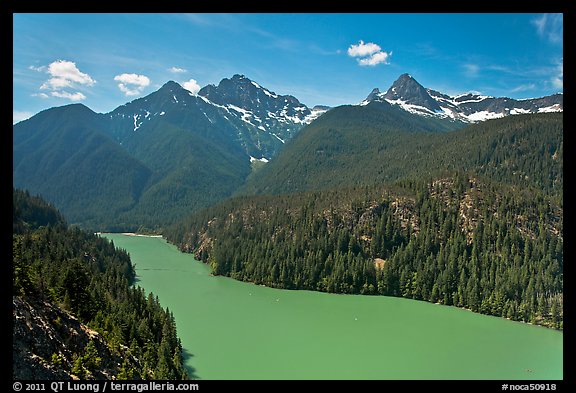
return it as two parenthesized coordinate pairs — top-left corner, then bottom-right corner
(165, 108), (563, 329)
(13, 104), (153, 230)
(363, 73), (563, 122)
(100, 81), (254, 229)
(239, 107), (563, 197)
(13, 76), (325, 231)
(198, 74), (327, 159)
(165, 170), (563, 329)
(13, 73), (561, 231)
(236, 100), (453, 196)
(104, 77), (326, 160)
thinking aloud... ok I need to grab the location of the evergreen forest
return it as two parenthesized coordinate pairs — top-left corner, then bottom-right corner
(166, 112), (563, 330)
(13, 188), (189, 379)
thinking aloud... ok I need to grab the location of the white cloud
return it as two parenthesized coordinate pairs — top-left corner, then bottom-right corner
(182, 79), (201, 95)
(358, 51), (391, 66)
(510, 83), (536, 93)
(40, 60), (95, 90)
(551, 59), (563, 89)
(50, 91), (87, 101)
(28, 65), (46, 72)
(347, 40), (392, 67)
(33, 60), (95, 102)
(13, 111), (34, 124)
(41, 77), (73, 90)
(532, 13), (563, 44)
(463, 63), (480, 78)
(169, 67), (187, 74)
(114, 73), (151, 96)
(348, 40), (381, 57)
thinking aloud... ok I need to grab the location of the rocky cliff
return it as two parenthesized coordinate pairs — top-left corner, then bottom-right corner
(13, 296), (141, 380)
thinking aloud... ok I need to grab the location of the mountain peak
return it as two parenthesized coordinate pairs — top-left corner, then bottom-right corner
(383, 74), (442, 112)
(199, 75), (288, 112)
(231, 74), (248, 81)
(386, 74), (424, 95)
(363, 73), (563, 122)
(365, 88), (381, 102)
(160, 80), (184, 91)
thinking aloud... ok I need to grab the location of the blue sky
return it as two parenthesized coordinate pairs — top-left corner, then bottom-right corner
(13, 13), (563, 123)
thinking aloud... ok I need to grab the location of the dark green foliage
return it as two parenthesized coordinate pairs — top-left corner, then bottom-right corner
(240, 111), (562, 198)
(13, 101), (252, 232)
(167, 111), (563, 330)
(165, 172), (563, 329)
(13, 189), (189, 379)
(111, 117), (250, 230)
(13, 188), (66, 233)
(12, 104), (152, 231)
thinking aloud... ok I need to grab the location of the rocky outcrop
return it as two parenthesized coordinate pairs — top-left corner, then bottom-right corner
(13, 296), (140, 380)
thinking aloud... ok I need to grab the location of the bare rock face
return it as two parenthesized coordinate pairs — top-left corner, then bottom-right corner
(383, 73), (443, 112)
(13, 296), (140, 380)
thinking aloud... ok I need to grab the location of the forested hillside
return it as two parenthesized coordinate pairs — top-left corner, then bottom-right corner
(166, 111), (563, 329)
(166, 173), (563, 329)
(13, 188), (189, 379)
(12, 105), (153, 231)
(240, 111), (562, 197)
(12, 76), (317, 232)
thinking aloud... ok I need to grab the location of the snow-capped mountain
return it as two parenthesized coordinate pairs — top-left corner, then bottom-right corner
(362, 73), (563, 122)
(198, 74), (327, 158)
(105, 75), (328, 160)
(199, 74), (324, 126)
(12, 75), (330, 229)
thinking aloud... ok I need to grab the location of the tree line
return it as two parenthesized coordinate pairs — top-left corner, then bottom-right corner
(165, 172), (563, 329)
(13, 188), (189, 379)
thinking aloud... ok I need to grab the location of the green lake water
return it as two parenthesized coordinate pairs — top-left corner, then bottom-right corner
(102, 233), (563, 380)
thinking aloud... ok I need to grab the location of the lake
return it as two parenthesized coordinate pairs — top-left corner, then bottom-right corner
(102, 233), (563, 380)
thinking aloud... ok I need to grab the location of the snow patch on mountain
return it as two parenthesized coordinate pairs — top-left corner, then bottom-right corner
(272, 133), (285, 143)
(133, 114), (141, 131)
(304, 107), (329, 123)
(466, 110), (505, 122)
(250, 156), (269, 163)
(362, 75), (563, 123)
(385, 98), (438, 116)
(538, 104), (562, 113)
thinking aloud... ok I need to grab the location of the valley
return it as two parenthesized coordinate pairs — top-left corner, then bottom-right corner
(13, 74), (562, 232)
(13, 75), (327, 231)
(13, 71), (563, 381)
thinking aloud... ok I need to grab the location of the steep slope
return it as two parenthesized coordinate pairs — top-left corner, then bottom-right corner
(13, 189), (189, 379)
(101, 81), (253, 228)
(13, 296), (141, 380)
(365, 74), (563, 122)
(13, 77), (326, 231)
(198, 74), (327, 159)
(240, 105), (562, 197)
(13, 104), (152, 229)
(13, 188), (66, 233)
(165, 172), (563, 329)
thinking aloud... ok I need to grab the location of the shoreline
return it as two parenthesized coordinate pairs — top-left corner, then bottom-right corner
(95, 232), (164, 238)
